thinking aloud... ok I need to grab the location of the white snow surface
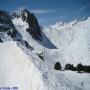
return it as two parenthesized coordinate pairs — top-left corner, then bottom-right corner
(44, 17), (90, 65)
(0, 16), (90, 90)
(0, 41), (45, 90)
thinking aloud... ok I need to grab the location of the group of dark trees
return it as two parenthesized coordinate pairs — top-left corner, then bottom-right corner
(64, 64), (76, 71)
(54, 62), (61, 70)
(54, 62), (90, 73)
(64, 63), (90, 73)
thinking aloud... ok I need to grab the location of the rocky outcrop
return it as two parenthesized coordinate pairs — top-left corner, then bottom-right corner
(0, 38), (3, 43)
(0, 10), (21, 41)
(21, 9), (42, 41)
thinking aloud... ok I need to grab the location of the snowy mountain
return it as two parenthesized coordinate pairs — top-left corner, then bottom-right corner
(0, 9), (90, 90)
(44, 17), (90, 65)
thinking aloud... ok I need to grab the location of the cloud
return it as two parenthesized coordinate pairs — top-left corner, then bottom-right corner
(29, 9), (55, 14)
(14, 6), (56, 14)
(17, 6), (26, 11)
(14, 7), (69, 14)
(29, 8), (69, 14)
(74, 4), (90, 14)
(39, 15), (65, 23)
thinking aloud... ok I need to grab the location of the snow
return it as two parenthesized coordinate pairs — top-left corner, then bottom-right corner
(0, 41), (80, 90)
(62, 71), (90, 90)
(0, 11), (90, 90)
(0, 41), (45, 90)
(12, 16), (90, 90)
(12, 17), (44, 51)
(44, 17), (90, 65)
(42, 17), (90, 90)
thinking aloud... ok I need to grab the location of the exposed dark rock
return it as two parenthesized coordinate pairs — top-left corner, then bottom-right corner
(24, 41), (33, 50)
(0, 10), (15, 28)
(54, 62), (61, 70)
(0, 38), (3, 43)
(17, 39), (34, 50)
(0, 10), (22, 41)
(37, 52), (44, 61)
(65, 64), (76, 71)
(21, 9), (42, 41)
(0, 26), (10, 32)
(7, 30), (16, 39)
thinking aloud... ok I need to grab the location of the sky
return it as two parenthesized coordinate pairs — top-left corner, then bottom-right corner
(0, 0), (90, 26)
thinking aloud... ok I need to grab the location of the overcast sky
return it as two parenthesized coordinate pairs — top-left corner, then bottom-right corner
(0, 0), (90, 26)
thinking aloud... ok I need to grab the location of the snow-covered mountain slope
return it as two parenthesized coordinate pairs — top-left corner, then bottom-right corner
(12, 9), (57, 49)
(0, 41), (81, 90)
(44, 17), (90, 65)
(0, 41), (45, 90)
(42, 17), (90, 90)
(0, 9), (90, 90)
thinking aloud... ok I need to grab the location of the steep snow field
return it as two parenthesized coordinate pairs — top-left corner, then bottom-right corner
(0, 41), (81, 90)
(0, 41), (45, 90)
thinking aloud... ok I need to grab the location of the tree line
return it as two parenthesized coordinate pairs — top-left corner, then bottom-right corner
(54, 62), (90, 73)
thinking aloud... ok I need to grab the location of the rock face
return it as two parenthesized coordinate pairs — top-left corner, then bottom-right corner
(0, 10), (12, 25)
(0, 10), (22, 41)
(0, 38), (2, 42)
(21, 9), (42, 41)
(0, 9), (34, 51)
